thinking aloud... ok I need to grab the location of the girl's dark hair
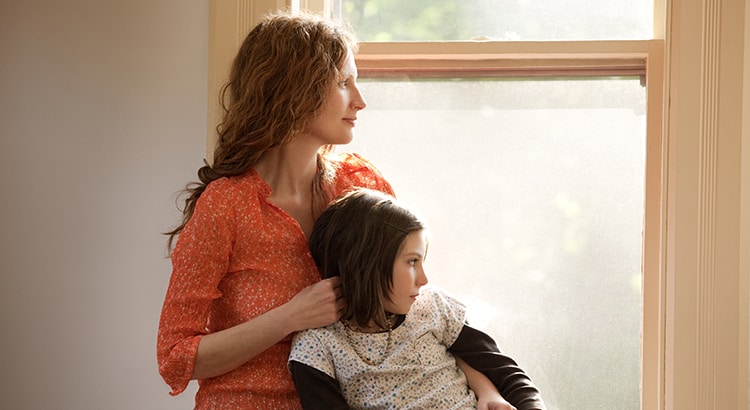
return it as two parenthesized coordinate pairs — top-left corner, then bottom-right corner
(309, 189), (425, 330)
(165, 10), (358, 250)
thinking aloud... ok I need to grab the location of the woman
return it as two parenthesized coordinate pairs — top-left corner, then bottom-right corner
(157, 10), (393, 408)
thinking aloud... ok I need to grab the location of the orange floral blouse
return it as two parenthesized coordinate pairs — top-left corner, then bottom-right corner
(157, 153), (394, 409)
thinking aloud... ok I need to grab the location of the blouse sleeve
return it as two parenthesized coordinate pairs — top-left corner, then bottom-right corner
(156, 180), (235, 395)
(449, 325), (547, 410)
(289, 361), (350, 410)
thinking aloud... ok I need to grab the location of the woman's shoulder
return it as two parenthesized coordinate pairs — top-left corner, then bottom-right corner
(330, 152), (378, 177)
(331, 152), (394, 196)
(201, 170), (271, 202)
(334, 152), (374, 168)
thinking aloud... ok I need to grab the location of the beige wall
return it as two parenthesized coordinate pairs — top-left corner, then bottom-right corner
(1, 1), (206, 408)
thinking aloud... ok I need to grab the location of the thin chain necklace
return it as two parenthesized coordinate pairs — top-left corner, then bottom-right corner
(342, 314), (395, 366)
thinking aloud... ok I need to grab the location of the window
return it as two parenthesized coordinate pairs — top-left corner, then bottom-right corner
(208, 1), (669, 408)
(338, 2), (663, 409)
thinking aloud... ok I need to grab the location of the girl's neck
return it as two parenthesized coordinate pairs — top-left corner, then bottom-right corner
(344, 313), (401, 333)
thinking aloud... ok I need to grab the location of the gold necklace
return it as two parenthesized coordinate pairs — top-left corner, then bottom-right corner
(342, 314), (394, 366)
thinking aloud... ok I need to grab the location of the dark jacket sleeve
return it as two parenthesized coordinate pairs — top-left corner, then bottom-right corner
(449, 325), (546, 410)
(289, 360), (350, 410)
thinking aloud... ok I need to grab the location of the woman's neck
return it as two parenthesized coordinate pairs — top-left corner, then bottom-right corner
(254, 145), (318, 196)
(254, 143), (320, 237)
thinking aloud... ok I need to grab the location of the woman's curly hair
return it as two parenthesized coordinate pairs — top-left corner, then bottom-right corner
(166, 10), (357, 250)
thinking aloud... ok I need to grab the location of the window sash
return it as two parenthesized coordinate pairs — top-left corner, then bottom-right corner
(354, 38), (665, 410)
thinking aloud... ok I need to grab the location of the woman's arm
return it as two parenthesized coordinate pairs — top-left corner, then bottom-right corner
(158, 180), (346, 392)
(456, 356), (516, 410)
(193, 277), (344, 379)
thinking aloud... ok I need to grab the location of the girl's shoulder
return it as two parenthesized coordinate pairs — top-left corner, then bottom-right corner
(290, 323), (346, 360)
(417, 286), (464, 307)
(412, 286), (467, 322)
(407, 286), (467, 345)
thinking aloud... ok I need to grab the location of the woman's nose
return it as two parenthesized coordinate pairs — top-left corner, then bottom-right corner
(352, 86), (367, 110)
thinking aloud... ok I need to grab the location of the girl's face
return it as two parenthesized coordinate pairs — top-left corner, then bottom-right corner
(384, 230), (429, 315)
(302, 51), (367, 146)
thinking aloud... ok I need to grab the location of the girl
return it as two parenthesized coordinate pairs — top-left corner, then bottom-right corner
(289, 189), (546, 409)
(157, 11), (394, 409)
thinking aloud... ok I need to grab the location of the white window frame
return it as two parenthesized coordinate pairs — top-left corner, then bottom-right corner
(207, 1), (750, 408)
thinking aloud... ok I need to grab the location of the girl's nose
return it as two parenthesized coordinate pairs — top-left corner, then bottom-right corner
(416, 267), (429, 287)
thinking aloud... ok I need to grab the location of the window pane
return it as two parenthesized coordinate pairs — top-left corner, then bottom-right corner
(344, 77), (645, 409)
(339, 0), (653, 41)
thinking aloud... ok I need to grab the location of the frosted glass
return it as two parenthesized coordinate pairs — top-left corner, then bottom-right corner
(344, 78), (645, 409)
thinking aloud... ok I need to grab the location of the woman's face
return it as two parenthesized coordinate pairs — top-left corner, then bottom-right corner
(384, 230), (429, 315)
(302, 51), (367, 146)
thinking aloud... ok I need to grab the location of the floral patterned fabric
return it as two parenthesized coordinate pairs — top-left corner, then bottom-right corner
(289, 286), (478, 410)
(157, 153), (394, 409)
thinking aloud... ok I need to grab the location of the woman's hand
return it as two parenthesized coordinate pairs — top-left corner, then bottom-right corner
(285, 277), (345, 332)
(191, 277), (344, 379)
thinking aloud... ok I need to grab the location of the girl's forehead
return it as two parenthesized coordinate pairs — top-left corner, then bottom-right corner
(399, 230), (428, 253)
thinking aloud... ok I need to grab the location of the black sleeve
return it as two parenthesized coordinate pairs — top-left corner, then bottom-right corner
(449, 325), (546, 410)
(289, 360), (350, 410)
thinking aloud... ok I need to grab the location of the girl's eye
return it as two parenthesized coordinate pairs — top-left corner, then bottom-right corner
(409, 258), (419, 266)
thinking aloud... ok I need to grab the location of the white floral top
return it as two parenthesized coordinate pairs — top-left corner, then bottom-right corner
(289, 286), (477, 409)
